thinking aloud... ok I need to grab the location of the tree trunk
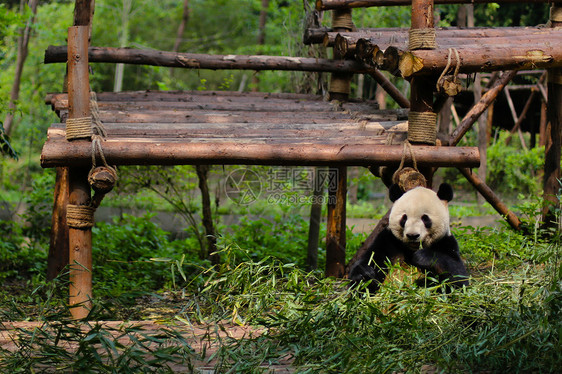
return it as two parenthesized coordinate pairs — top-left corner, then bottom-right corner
(252, 0), (270, 91)
(171, 0), (189, 77)
(173, 0), (189, 52)
(3, 0), (39, 137)
(113, 0), (132, 93)
(196, 165), (219, 264)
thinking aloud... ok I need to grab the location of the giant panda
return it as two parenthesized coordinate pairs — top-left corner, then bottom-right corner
(349, 183), (469, 293)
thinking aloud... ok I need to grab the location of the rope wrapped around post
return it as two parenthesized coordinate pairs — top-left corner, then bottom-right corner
(408, 111), (437, 144)
(66, 92), (117, 230)
(408, 28), (437, 50)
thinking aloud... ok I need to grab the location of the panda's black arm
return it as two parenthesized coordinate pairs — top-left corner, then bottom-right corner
(348, 229), (406, 292)
(408, 236), (469, 287)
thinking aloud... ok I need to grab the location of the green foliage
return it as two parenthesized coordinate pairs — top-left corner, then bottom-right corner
(0, 219), (44, 282)
(486, 134), (544, 195)
(92, 213), (208, 297)
(0, 122), (18, 159)
(221, 214), (316, 269)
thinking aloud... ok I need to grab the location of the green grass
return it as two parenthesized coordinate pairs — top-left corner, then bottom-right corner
(2, 227), (561, 372)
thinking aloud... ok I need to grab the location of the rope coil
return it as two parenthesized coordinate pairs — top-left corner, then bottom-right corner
(66, 92), (118, 230)
(332, 10), (355, 31)
(551, 5), (562, 23)
(392, 141), (427, 191)
(67, 204), (95, 229)
(436, 48), (462, 96)
(65, 117), (93, 141)
(408, 111), (437, 144)
(408, 28), (437, 50)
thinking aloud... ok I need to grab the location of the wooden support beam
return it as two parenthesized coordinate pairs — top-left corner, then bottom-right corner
(325, 167), (347, 277)
(504, 74), (545, 147)
(47, 167), (69, 281)
(41, 141), (481, 168)
(67, 25), (92, 319)
(449, 69), (518, 146)
(369, 71), (410, 108)
(542, 4), (562, 228)
(458, 168), (521, 230)
(45, 46), (373, 74)
(317, 0), (551, 10)
(317, 27), (562, 47)
(396, 41), (562, 77)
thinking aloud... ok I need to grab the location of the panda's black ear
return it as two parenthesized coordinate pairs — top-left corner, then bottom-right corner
(389, 184), (404, 202)
(437, 183), (454, 202)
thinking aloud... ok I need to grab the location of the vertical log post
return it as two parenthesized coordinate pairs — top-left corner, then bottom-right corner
(47, 168), (69, 281)
(67, 25), (93, 319)
(325, 9), (352, 277)
(47, 0), (94, 281)
(542, 3), (562, 228)
(326, 167), (347, 277)
(328, 9), (353, 101)
(403, 0), (437, 188)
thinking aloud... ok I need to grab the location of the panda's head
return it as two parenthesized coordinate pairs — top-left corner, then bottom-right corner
(388, 183), (453, 249)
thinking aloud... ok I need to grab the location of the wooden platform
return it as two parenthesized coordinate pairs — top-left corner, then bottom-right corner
(41, 90), (480, 168)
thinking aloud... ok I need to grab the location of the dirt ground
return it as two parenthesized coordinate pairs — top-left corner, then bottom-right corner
(0, 320), (294, 373)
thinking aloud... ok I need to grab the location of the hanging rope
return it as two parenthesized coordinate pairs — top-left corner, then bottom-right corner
(392, 140), (427, 191)
(436, 48), (462, 96)
(408, 28), (437, 50)
(408, 111), (437, 145)
(67, 92), (118, 230)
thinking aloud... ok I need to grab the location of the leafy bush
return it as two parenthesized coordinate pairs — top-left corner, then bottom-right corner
(486, 134), (544, 195)
(0, 219), (45, 282)
(219, 213), (315, 269)
(92, 213), (208, 297)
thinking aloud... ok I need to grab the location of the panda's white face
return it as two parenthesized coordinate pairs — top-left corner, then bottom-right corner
(388, 187), (450, 249)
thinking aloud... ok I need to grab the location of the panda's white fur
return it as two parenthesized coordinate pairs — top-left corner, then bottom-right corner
(388, 186), (450, 250)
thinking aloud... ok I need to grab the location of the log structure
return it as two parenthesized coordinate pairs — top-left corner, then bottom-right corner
(39, 0), (561, 315)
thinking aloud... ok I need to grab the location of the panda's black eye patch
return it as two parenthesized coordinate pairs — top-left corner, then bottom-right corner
(400, 214), (407, 228)
(421, 214), (432, 228)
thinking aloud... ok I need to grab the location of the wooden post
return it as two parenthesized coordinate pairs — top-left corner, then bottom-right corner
(326, 166), (346, 277)
(325, 8), (352, 277)
(307, 167), (324, 271)
(67, 25), (92, 319)
(542, 3), (562, 228)
(328, 9), (353, 101)
(407, 0), (436, 189)
(47, 167), (69, 281)
(47, 0), (94, 282)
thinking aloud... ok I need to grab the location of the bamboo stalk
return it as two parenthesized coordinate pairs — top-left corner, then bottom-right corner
(317, 0), (551, 10)
(45, 45), (373, 74)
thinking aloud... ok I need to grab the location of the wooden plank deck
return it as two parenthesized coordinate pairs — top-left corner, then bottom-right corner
(41, 90), (480, 168)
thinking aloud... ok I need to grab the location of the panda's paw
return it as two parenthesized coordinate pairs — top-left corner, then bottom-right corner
(349, 263), (378, 282)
